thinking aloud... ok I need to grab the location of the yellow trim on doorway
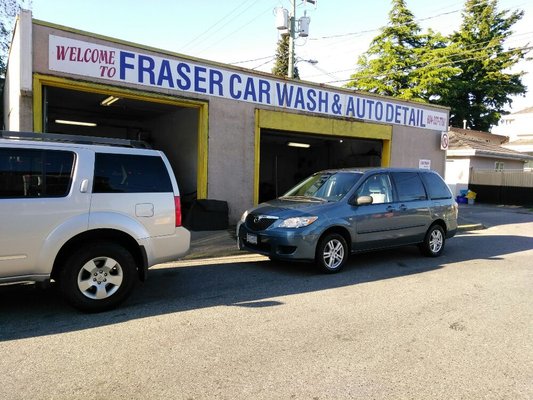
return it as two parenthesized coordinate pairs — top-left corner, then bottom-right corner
(254, 109), (261, 205)
(381, 139), (391, 168)
(254, 109), (392, 204)
(32, 74), (209, 199)
(258, 110), (392, 139)
(196, 102), (209, 199)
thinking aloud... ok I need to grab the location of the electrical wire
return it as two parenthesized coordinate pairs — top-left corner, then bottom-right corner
(301, 30), (533, 81)
(300, 32), (533, 81)
(180, 0), (258, 52)
(252, 57), (276, 70)
(230, 55), (276, 65)
(198, 5), (275, 53)
(322, 44), (533, 85)
(308, 0), (529, 42)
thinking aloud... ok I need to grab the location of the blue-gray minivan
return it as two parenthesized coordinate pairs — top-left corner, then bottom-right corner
(237, 168), (458, 273)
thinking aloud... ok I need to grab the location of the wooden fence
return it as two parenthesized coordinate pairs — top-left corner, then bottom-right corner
(469, 170), (533, 206)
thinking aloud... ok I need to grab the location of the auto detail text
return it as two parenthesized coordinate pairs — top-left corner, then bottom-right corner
(49, 35), (448, 131)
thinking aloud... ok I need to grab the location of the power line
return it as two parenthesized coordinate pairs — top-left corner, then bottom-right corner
(323, 44), (533, 85)
(229, 55), (276, 65)
(309, 9), (462, 41)
(180, 0), (258, 52)
(198, 5), (274, 53)
(301, 31), (533, 81)
(252, 57), (276, 70)
(308, 0), (530, 42)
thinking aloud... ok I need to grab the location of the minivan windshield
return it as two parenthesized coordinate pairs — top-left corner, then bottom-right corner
(282, 171), (363, 202)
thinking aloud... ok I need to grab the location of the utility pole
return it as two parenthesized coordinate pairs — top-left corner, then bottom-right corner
(274, 1), (313, 79)
(287, 0), (296, 79)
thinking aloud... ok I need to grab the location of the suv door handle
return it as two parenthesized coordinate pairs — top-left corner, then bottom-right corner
(399, 204), (408, 211)
(386, 206), (395, 212)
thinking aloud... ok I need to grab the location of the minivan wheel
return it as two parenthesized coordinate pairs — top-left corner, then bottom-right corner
(316, 233), (348, 273)
(59, 243), (137, 312)
(420, 225), (445, 257)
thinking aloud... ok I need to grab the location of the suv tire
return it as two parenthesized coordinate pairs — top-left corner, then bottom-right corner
(420, 224), (445, 257)
(315, 233), (348, 274)
(59, 243), (137, 312)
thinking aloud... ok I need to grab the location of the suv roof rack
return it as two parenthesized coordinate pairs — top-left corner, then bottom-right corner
(0, 131), (151, 149)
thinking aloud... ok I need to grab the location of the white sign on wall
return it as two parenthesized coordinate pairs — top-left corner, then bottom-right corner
(48, 35), (449, 131)
(419, 159), (431, 169)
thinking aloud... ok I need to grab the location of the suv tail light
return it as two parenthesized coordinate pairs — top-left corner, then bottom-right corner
(174, 196), (182, 227)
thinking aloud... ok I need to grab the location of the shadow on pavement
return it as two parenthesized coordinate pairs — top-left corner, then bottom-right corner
(1, 232), (532, 341)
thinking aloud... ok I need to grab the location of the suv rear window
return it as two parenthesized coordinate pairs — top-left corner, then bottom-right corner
(421, 172), (452, 200)
(0, 148), (74, 198)
(93, 153), (173, 193)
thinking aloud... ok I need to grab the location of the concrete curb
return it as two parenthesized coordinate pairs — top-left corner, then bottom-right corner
(457, 223), (485, 232)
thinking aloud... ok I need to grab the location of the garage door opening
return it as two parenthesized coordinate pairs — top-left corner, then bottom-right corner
(42, 86), (200, 204)
(259, 130), (383, 202)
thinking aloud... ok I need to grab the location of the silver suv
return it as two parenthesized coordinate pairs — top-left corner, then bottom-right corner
(0, 131), (190, 312)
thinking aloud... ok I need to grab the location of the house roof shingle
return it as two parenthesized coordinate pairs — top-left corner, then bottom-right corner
(449, 127), (508, 144)
(514, 106), (533, 115)
(448, 130), (533, 161)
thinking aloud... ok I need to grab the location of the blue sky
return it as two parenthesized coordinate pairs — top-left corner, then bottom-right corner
(31, 0), (533, 113)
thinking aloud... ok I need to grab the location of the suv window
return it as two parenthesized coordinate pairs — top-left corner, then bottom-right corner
(392, 172), (427, 202)
(0, 148), (74, 198)
(93, 153), (173, 193)
(421, 172), (452, 200)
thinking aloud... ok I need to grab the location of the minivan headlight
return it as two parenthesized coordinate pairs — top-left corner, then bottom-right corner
(279, 216), (318, 228)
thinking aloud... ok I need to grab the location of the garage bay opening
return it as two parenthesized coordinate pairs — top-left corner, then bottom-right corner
(259, 129), (383, 202)
(42, 85), (200, 212)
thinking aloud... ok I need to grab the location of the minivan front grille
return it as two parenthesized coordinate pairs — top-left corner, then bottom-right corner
(245, 214), (278, 231)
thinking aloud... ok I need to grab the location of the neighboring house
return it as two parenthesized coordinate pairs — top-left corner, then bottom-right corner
(445, 127), (533, 197)
(493, 106), (533, 170)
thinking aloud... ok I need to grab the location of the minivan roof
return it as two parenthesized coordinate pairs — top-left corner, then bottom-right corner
(316, 167), (438, 174)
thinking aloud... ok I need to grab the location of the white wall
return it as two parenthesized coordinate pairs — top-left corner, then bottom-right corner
(3, 10), (32, 131)
(207, 100), (257, 221)
(493, 110), (533, 140)
(470, 158), (525, 170)
(391, 126), (446, 175)
(445, 157), (470, 197)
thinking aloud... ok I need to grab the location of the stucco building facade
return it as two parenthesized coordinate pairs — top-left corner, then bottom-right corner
(4, 11), (451, 223)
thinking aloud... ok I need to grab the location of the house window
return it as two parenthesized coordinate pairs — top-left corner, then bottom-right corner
(495, 161), (504, 171)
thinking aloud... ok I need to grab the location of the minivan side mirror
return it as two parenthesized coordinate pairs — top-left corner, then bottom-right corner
(352, 195), (373, 206)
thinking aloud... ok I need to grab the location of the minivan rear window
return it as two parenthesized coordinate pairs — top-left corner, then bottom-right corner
(93, 153), (172, 193)
(421, 172), (452, 200)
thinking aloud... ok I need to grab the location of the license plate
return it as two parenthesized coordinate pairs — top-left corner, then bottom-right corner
(246, 233), (258, 245)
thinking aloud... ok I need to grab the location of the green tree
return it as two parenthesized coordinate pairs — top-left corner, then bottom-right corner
(346, 0), (458, 101)
(437, 0), (529, 131)
(272, 34), (299, 79)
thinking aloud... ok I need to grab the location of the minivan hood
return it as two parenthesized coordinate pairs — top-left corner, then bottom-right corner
(250, 197), (337, 218)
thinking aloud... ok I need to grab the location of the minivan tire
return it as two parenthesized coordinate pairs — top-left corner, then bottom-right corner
(59, 243), (137, 313)
(420, 224), (445, 257)
(315, 233), (348, 273)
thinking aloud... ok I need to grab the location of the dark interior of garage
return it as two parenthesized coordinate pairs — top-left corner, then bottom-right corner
(259, 130), (382, 202)
(42, 86), (199, 204)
